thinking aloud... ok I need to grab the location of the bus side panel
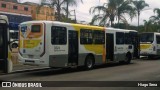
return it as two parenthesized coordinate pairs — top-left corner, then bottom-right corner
(71, 25), (104, 66)
(155, 34), (160, 55)
(49, 55), (68, 67)
(114, 45), (126, 61)
(157, 44), (160, 55)
(48, 24), (68, 67)
(78, 53), (87, 66)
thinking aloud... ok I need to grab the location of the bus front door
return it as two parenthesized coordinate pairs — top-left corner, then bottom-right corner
(106, 33), (114, 61)
(0, 23), (8, 73)
(130, 32), (140, 59)
(68, 30), (78, 66)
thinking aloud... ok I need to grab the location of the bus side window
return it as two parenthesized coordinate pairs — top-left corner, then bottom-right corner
(80, 29), (93, 44)
(156, 35), (160, 44)
(51, 26), (67, 45)
(125, 33), (132, 44)
(93, 30), (105, 44)
(116, 32), (124, 44)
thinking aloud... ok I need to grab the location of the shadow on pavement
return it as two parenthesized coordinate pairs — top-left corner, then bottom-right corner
(25, 62), (135, 76)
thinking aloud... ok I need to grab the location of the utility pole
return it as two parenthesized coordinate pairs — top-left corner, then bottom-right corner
(70, 9), (77, 23)
(73, 10), (77, 23)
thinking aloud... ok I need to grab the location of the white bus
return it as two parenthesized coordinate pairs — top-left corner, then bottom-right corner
(18, 21), (139, 69)
(140, 32), (160, 58)
(0, 15), (13, 73)
(106, 28), (139, 62)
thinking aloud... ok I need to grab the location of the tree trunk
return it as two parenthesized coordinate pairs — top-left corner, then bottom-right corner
(66, 1), (69, 21)
(118, 15), (120, 28)
(110, 14), (114, 27)
(138, 11), (140, 31)
(111, 20), (114, 27)
(57, 0), (61, 21)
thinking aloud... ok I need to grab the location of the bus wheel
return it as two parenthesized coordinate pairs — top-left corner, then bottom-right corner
(148, 55), (154, 59)
(85, 55), (94, 70)
(12, 43), (18, 48)
(126, 53), (131, 64)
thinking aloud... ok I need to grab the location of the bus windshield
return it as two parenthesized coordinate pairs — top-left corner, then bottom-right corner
(140, 33), (154, 43)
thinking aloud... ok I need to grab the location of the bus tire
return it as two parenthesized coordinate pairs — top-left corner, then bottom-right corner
(126, 53), (131, 64)
(12, 43), (18, 48)
(84, 55), (94, 70)
(148, 55), (154, 59)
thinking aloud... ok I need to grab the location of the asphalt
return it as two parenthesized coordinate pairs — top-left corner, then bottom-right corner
(0, 59), (160, 90)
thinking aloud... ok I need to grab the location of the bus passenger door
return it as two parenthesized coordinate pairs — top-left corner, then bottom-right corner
(0, 23), (8, 73)
(68, 30), (78, 66)
(130, 32), (140, 58)
(106, 33), (114, 61)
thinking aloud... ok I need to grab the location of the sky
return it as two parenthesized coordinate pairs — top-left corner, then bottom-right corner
(20, 0), (160, 26)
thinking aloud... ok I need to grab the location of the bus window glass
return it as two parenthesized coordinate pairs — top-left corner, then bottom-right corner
(156, 35), (160, 44)
(116, 32), (124, 44)
(93, 30), (104, 44)
(0, 27), (3, 47)
(51, 26), (67, 45)
(31, 25), (41, 33)
(125, 33), (132, 44)
(140, 33), (154, 43)
(80, 29), (92, 44)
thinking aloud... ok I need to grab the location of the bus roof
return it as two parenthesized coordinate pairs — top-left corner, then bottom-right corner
(20, 20), (105, 30)
(0, 15), (8, 24)
(106, 27), (137, 32)
(140, 32), (160, 34)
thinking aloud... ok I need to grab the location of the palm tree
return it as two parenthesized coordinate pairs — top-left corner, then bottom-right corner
(149, 8), (160, 32)
(150, 8), (160, 24)
(43, 0), (82, 22)
(63, 0), (83, 21)
(132, 0), (149, 31)
(90, 0), (135, 27)
(117, 0), (136, 27)
(51, 0), (64, 21)
(89, 5), (109, 26)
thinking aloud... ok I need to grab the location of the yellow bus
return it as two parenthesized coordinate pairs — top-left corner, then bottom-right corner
(18, 21), (139, 69)
(140, 32), (160, 58)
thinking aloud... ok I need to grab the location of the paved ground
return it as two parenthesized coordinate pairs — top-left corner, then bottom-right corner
(0, 59), (160, 90)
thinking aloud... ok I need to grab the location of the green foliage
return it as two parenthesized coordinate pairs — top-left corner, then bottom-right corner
(132, 0), (149, 31)
(90, 0), (136, 27)
(42, 0), (82, 22)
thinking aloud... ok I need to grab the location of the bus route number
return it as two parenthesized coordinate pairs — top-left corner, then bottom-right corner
(54, 46), (60, 51)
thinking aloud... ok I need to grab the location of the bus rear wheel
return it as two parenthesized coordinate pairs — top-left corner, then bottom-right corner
(84, 55), (94, 70)
(12, 43), (18, 48)
(148, 55), (154, 59)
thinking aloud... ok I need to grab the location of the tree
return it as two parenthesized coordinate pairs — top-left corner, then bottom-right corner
(43, 0), (82, 22)
(63, 0), (83, 21)
(149, 8), (160, 32)
(150, 8), (160, 25)
(51, 0), (64, 21)
(132, 0), (149, 31)
(143, 20), (152, 32)
(90, 0), (135, 27)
